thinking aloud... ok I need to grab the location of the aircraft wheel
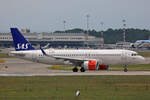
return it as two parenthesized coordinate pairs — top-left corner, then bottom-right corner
(123, 65), (128, 72)
(73, 67), (78, 72)
(124, 68), (128, 72)
(80, 67), (85, 72)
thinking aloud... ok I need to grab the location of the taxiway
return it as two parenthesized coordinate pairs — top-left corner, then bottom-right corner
(0, 58), (150, 76)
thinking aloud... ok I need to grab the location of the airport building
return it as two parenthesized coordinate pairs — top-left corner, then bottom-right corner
(0, 31), (103, 48)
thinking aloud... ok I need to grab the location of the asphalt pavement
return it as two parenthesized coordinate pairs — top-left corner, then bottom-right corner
(0, 58), (150, 76)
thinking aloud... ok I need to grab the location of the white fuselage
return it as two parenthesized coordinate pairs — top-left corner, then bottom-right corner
(10, 49), (145, 65)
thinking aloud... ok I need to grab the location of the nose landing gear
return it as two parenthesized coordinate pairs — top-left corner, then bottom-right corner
(124, 65), (128, 72)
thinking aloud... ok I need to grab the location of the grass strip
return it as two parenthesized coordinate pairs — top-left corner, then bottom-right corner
(0, 76), (150, 100)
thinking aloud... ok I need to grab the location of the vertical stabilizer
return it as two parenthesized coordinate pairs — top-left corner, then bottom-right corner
(10, 28), (35, 51)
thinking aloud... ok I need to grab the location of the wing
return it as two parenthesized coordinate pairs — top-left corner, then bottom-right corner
(40, 47), (95, 65)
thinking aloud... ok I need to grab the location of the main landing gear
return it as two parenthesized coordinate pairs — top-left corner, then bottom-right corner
(124, 65), (128, 72)
(72, 67), (85, 72)
(72, 67), (78, 72)
(80, 67), (85, 72)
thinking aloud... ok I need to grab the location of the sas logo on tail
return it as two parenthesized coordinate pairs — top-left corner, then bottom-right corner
(16, 43), (29, 50)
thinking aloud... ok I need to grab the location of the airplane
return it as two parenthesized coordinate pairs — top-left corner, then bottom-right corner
(132, 40), (150, 48)
(10, 28), (145, 72)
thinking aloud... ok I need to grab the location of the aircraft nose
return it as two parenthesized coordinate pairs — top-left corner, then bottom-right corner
(141, 56), (145, 61)
(138, 56), (145, 64)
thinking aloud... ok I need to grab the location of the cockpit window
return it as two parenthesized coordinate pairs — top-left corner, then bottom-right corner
(131, 53), (137, 56)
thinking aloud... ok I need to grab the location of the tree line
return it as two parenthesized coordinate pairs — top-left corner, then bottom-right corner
(54, 28), (150, 44)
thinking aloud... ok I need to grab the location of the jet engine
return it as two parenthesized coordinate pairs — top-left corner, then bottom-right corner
(83, 60), (98, 70)
(83, 60), (109, 71)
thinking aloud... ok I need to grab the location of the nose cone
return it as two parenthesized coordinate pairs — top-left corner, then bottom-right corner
(138, 56), (145, 64)
(141, 56), (145, 61)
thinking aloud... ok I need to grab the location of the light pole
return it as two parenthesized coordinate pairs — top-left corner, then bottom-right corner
(100, 22), (104, 47)
(122, 19), (126, 43)
(63, 20), (66, 32)
(85, 14), (90, 48)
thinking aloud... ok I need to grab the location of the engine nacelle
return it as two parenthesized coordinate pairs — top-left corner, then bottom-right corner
(83, 60), (98, 70)
(83, 60), (109, 71)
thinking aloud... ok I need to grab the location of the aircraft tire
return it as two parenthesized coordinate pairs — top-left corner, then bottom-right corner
(80, 67), (85, 72)
(124, 68), (128, 72)
(73, 67), (78, 72)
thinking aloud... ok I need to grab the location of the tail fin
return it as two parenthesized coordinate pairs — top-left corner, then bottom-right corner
(10, 28), (35, 51)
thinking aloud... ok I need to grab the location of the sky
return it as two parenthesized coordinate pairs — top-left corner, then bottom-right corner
(0, 0), (150, 32)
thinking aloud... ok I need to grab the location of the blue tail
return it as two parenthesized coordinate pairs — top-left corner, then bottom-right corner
(10, 28), (35, 51)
